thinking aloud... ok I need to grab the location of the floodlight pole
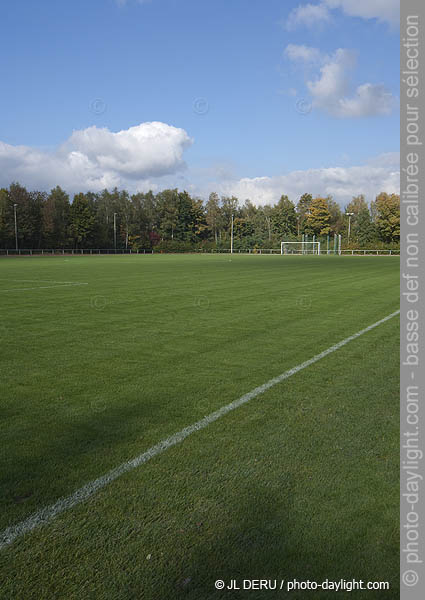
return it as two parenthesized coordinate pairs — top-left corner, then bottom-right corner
(346, 212), (354, 243)
(113, 212), (117, 253)
(13, 204), (18, 250)
(230, 214), (234, 255)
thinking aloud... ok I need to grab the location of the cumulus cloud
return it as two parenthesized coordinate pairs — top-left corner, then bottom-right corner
(213, 154), (399, 206)
(284, 44), (323, 63)
(286, 3), (332, 30)
(286, 0), (399, 29)
(307, 49), (396, 117)
(0, 122), (193, 192)
(0, 125), (399, 209)
(325, 0), (399, 27)
(285, 45), (397, 117)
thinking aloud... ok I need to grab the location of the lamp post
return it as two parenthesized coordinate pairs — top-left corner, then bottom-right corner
(346, 212), (354, 243)
(230, 214), (234, 255)
(113, 212), (117, 253)
(13, 204), (18, 250)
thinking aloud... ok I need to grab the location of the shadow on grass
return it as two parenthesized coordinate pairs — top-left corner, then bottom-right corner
(129, 481), (399, 600)
(0, 396), (175, 528)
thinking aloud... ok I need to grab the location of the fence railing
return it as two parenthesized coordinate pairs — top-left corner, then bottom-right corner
(0, 247), (400, 256)
(0, 248), (154, 256)
(339, 249), (399, 256)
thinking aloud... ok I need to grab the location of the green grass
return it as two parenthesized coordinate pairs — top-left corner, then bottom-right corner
(0, 254), (399, 599)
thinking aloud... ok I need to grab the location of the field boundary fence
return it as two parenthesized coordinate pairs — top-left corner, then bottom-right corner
(0, 247), (400, 256)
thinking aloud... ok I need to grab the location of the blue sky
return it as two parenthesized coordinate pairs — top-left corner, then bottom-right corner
(0, 0), (400, 205)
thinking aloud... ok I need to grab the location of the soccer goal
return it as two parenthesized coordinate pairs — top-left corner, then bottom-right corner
(281, 241), (321, 255)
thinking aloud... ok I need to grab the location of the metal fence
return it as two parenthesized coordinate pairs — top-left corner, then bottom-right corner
(0, 248), (154, 256)
(0, 247), (400, 256)
(339, 249), (399, 256)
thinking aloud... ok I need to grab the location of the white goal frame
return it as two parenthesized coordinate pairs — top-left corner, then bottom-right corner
(280, 241), (321, 255)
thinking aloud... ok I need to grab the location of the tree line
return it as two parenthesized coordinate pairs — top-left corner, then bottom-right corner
(0, 183), (400, 250)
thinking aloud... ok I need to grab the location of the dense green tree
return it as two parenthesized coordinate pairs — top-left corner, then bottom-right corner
(296, 193), (312, 231)
(116, 190), (132, 249)
(346, 194), (368, 217)
(261, 205), (274, 242)
(354, 206), (377, 246)
(0, 182), (399, 250)
(157, 189), (179, 240)
(371, 192), (400, 243)
(93, 189), (114, 248)
(131, 190), (159, 247)
(205, 193), (221, 243)
(327, 197), (343, 234)
(191, 197), (208, 241)
(220, 196), (240, 240)
(6, 183), (45, 249)
(174, 191), (195, 241)
(0, 188), (12, 247)
(69, 193), (95, 248)
(42, 186), (70, 247)
(272, 195), (297, 237)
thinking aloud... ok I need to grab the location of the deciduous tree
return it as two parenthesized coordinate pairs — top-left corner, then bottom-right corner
(305, 196), (331, 236)
(371, 192), (400, 243)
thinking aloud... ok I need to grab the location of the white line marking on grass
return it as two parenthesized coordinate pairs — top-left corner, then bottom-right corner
(0, 279), (83, 283)
(0, 283), (88, 292)
(0, 309), (400, 550)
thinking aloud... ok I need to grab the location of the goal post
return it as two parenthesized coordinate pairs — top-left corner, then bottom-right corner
(280, 241), (321, 255)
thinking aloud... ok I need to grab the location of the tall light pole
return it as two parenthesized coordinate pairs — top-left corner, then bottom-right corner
(230, 214), (234, 255)
(13, 204), (18, 250)
(346, 212), (354, 243)
(113, 212), (117, 253)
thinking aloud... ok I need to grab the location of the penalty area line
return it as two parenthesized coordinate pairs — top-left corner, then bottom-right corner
(0, 309), (400, 550)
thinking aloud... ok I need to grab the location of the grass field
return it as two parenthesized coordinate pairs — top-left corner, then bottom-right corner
(0, 254), (399, 599)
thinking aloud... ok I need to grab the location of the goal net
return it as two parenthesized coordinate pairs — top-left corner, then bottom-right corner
(281, 241), (321, 255)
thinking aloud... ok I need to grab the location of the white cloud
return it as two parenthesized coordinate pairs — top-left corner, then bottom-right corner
(306, 48), (353, 97)
(213, 154), (399, 206)
(0, 127), (399, 209)
(335, 82), (396, 117)
(0, 122), (193, 192)
(286, 0), (399, 29)
(366, 151), (399, 169)
(324, 0), (399, 27)
(286, 3), (331, 30)
(116, 0), (151, 6)
(285, 46), (397, 118)
(306, 49), (396, 117)
(284, 44), (323, 63)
